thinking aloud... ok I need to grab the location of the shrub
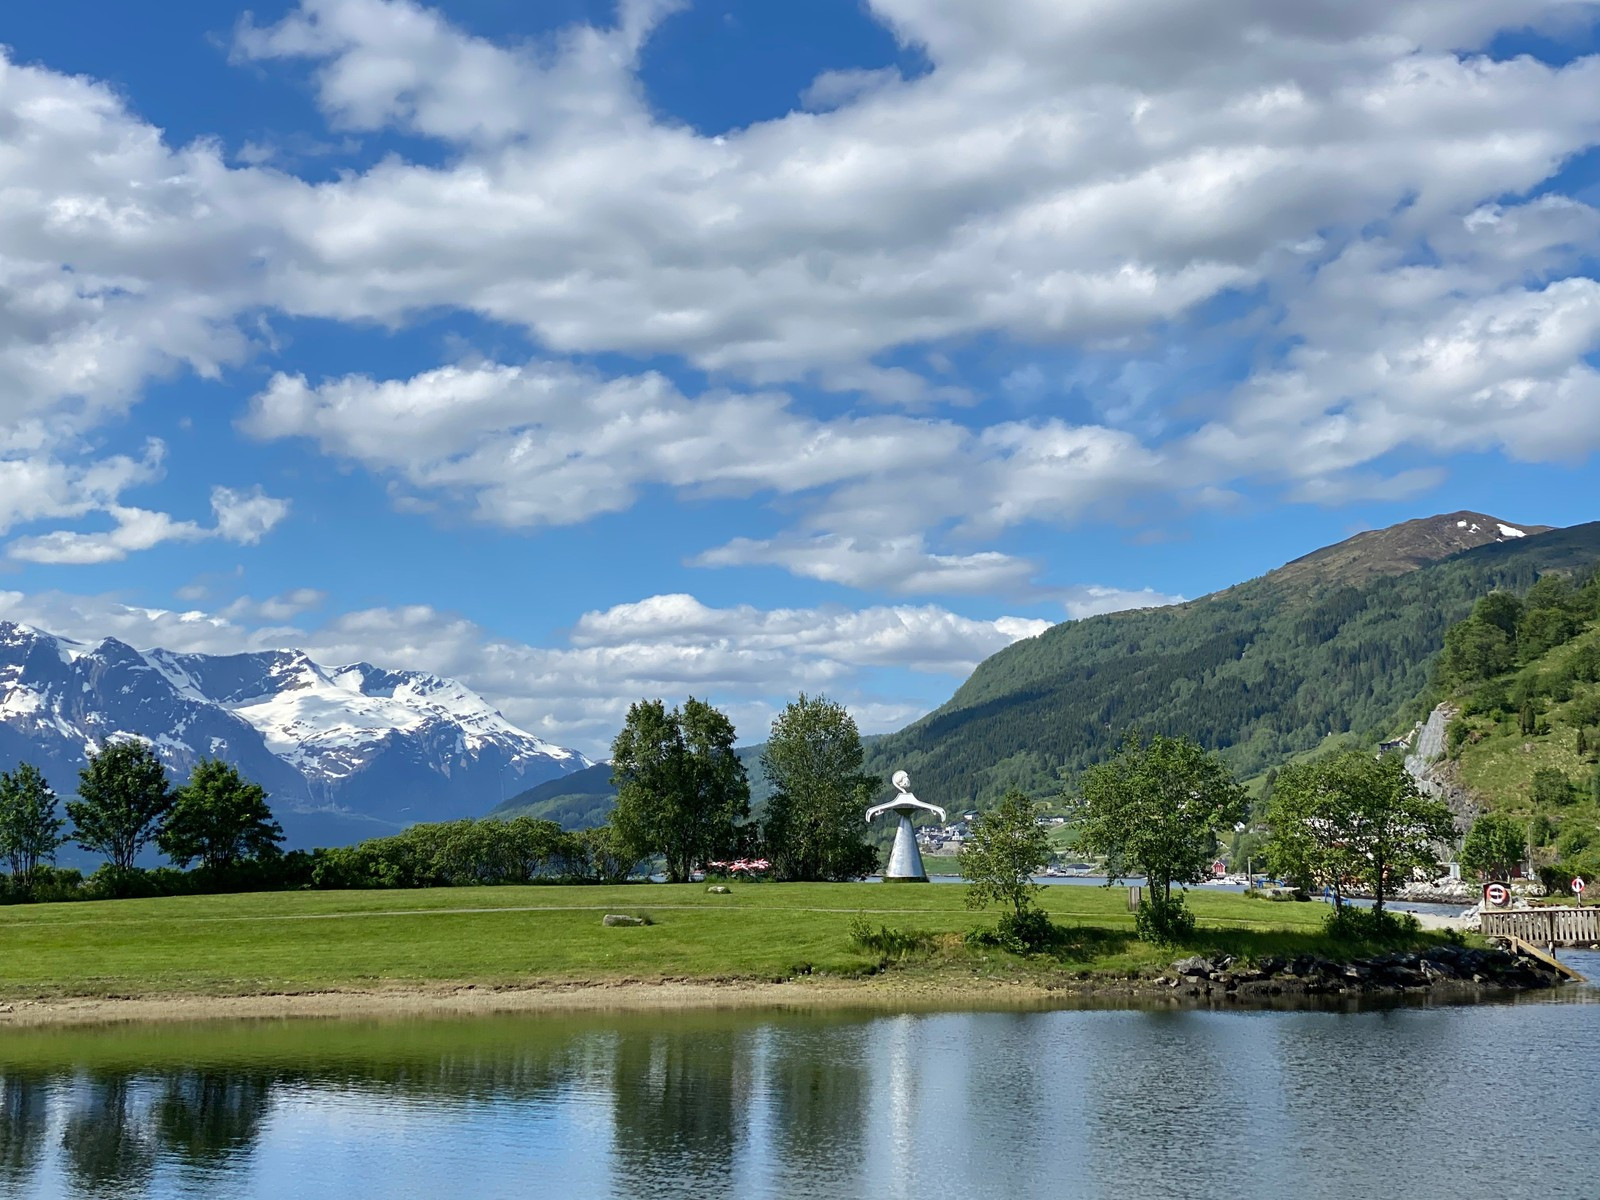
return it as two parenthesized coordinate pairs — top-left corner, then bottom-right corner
(1558, 827), (1592, 858)
(1324, 905), (1420, 943)
(1532, 768), (1575, 808)
(848, 915), (934, 959)
(1134, 893), (1195, 945)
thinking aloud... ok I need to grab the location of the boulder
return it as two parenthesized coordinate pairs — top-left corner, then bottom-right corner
(602, 914), (649, 927)
(1172, 956), (1213, 977)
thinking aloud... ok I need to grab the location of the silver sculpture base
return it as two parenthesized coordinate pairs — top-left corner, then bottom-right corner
(883, 812), (930, 883)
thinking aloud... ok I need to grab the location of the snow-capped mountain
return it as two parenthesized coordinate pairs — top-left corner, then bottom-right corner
(0, 622), (590, 846)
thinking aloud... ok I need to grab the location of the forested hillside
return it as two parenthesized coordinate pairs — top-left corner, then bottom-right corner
(863, 517), (1600, 808)
(1437, 567), (1600, 887)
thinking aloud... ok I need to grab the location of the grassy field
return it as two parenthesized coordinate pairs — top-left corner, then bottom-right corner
(0, 882), (1452, 1001)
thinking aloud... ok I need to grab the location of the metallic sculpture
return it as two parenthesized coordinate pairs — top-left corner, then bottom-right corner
(866, 770), (947, 882)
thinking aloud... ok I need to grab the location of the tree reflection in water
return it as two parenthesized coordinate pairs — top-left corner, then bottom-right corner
(764, 1024), (869, 1196)
(60, 1075), (156, 1198)
(0, 1072), (49, 1193)
(608, 1027), (751, 1192)
(155, 1071), (273, 1170)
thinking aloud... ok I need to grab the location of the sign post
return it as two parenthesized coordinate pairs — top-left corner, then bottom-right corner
(1574, 876), (1587, 906)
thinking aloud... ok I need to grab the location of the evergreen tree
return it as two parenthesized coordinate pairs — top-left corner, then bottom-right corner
(0, 762), (65, 894)
(610, 697), (749, 883)
(760, 694), (879, 881)
(156, 759), (284, 873)
(67, 741), (174, 880)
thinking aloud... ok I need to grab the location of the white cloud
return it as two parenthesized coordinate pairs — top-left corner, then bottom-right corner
(210, 486), (291, 544)
(224, 0), (1600, 387)
(4, 475), (291, 565)
(0, 441), (167, 536)
(241, 361), (966, 526)
(8, 507), (209, 565)
(696, 534), (1041, 596)
(801, 66), (903, 111)
(1059, 585), (1186, 620)
(0, 52), (278, 431)
(0, 587), (1048, 755)
(1, 0), (1599, 603)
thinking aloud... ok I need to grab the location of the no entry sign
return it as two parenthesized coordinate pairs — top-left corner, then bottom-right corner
(1484, 881), (1510, 907)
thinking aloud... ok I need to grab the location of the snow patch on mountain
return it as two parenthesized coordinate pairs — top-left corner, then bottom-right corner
(1497, 523), (1526, 539)
(0, 621), (591, 842)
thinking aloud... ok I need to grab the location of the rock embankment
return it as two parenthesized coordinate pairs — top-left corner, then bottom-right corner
(1164, 945), (1563, 1000)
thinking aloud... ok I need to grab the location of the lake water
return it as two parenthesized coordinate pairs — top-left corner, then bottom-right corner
(3, 958), (1598, 1200)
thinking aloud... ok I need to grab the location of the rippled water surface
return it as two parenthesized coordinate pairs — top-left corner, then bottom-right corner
(3, 958), (1598, 1200)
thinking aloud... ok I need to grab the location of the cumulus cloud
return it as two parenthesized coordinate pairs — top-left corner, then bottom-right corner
(0, 587), (1049, 754)
(5, 478), (291, 565)
(0, 442), (167, 537)
(210, 486), (292, 544)
(221, 0), (1600, 387)
(8, 507), (209, 565)
(2, 0), (1600, 601)
(241, 362), (964, 526)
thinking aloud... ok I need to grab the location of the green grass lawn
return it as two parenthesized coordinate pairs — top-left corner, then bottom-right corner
(0, 882), (1444, 1000)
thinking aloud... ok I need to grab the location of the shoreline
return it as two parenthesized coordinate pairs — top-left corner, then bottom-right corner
(0, 961), (1571, 1030)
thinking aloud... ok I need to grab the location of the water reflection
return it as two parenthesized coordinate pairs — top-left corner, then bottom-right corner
(0, 989), (1596, 1200)
(607, 1027), (749, 1192)
(60, 1075), (157, 1197)
(153, 1072), (270, 1169)
(0, 1072), (48, 1191)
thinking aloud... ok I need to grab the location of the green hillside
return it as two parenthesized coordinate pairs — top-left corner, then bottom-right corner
(863, 516), (1600, 808)
(1437, 570), (1600, 884)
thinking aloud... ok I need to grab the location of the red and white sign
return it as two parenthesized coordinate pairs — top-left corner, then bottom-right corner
(1574, 877), (1587, 895)
(1483, 881), (1510, 907)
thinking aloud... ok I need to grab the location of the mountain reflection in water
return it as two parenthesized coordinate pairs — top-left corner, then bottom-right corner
(1, 969), (1597, 1200)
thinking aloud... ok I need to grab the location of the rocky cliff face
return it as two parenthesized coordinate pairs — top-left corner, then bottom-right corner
(1401, 702), (1479, 828)
(0, 622), (589, 846)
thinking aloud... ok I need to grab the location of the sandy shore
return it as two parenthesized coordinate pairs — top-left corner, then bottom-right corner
(0, 976), (1106, 1028)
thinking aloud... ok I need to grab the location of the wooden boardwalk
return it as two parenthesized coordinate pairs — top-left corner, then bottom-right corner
(1481, 906), (1600, 948)
(1497, 935), (1587, 981)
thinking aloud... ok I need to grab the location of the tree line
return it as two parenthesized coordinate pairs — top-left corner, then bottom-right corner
(606, 692), (882, 883)
(0, 689), (893, 903)
(0, 743), (283, 900)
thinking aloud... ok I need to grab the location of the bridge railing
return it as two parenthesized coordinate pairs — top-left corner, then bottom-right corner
(1481, 907), (1600, 947)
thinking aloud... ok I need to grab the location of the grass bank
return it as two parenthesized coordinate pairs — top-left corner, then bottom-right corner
(0, 882), (1468, 1017)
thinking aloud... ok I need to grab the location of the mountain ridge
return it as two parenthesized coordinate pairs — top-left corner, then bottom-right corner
(0, 622), (589, 846)
(860, 515), (1600, 807)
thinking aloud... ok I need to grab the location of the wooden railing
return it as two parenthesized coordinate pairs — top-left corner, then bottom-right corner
(1481, 906), (1600, 947)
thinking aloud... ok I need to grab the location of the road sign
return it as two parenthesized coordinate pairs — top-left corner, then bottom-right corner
(1484, 881), (1510, 907)
(1574, 877), (1587, 895)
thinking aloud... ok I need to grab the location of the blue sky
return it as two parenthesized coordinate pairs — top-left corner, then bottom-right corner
(1, 0), (1598, 755)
